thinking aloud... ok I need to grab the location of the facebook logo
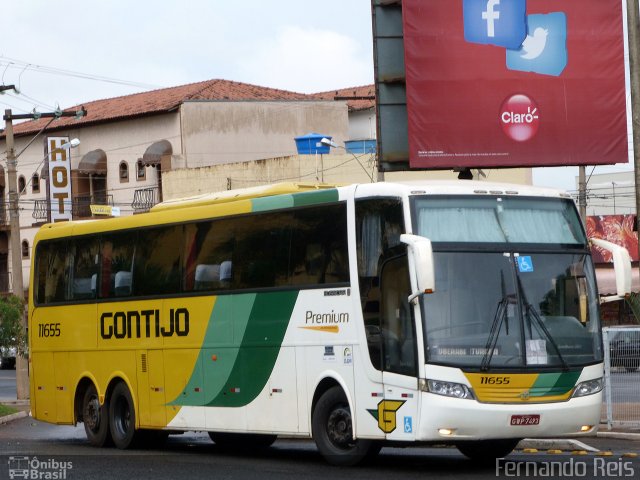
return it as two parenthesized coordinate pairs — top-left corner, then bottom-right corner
(463, 0), (527, 49)
(506, 13), (568, 77)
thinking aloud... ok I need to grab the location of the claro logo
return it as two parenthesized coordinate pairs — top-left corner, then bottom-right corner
(101, 308), (189, 339)
(500, 94), (540, 142)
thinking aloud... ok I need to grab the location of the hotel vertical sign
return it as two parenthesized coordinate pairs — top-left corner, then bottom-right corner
(47, 137), (72, 222)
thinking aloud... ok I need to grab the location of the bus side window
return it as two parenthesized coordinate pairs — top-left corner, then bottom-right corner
(100, 232), (137, 298)
(70, 238), (100, 300)
(35, 241), (68, 304)
(183, 220), (235, 292)
(290, 204), (349, 286)
(134, 225), (182, 296)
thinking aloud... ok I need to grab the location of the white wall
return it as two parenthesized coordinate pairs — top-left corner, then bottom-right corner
(181, 101), (349, 168)
(163, 153), (533, 201)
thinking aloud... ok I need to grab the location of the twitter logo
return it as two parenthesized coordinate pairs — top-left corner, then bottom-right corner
(520, 27), (548, 60)
(506, 13), (567, 76)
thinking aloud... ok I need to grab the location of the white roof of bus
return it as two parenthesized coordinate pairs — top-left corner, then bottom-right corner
(153, 180), (572, 212)
(353, 180), (572, 199)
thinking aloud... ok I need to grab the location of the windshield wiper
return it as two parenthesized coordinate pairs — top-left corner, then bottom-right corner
(481, 271), (512, 371)
(517, 276), (570, 372)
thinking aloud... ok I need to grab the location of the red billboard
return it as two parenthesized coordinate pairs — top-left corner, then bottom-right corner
(403, 0), (628, 169)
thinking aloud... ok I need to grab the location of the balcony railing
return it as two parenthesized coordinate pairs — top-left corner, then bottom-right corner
(132, 187), (159, 213)
(33, 200), (48, 221)
(73, 194), (114, 218)
(0, 201), (7, 226)
(32, 195), (114, 221)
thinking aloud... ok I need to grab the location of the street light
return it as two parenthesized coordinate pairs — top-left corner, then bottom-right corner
(319, 137), (374, 182)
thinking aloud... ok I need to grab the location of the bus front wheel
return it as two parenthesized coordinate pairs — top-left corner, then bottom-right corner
(312, 386), (379, 466)
(82, 384), (111, 447)
(109, 382), (140, 449)
(456, 439), (520, 463)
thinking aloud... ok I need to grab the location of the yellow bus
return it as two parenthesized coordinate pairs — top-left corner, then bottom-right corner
(29, 181), (631, 465)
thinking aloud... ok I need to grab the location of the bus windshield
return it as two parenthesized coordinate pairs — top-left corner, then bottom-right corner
(411, 196), (602, 369)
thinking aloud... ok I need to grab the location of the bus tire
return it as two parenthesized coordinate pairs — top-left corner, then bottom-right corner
(82, 384), (112, 447)
(456, 439), (520, 463)
(208, 432), (277, 449)
(312, 386), (376, 466)
(109, 382), (140, 449)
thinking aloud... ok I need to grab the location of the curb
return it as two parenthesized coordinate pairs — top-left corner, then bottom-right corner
(597, 432), (640, 441)
(0, 399), (30, 407)
(0, 411), (27, 425)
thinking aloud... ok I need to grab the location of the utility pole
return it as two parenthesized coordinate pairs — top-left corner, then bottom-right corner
(578, 166), (587, 222)
(629, 0), (640, 270)
(3, 106), (86, 400)
(3, 108), (28, 400)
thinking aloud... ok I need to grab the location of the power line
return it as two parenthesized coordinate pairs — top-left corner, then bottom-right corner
(0, 56), (162, 90)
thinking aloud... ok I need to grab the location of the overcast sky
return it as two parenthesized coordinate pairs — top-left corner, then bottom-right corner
(0, 0), (633, 192)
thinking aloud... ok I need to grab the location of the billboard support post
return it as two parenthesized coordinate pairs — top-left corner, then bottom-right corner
(629, 0), (640, 273)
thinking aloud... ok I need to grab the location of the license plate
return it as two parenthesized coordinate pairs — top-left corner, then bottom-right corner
(510, 414), (540, 426)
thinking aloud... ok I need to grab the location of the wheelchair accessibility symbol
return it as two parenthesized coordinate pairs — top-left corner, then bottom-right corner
(404, 416), (413, 433)
(516, 256), (534, 273)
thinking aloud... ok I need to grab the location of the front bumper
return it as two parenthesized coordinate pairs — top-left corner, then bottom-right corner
(416, 390), (601, 441)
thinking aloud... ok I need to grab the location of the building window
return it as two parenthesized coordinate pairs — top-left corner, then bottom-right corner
(119, 161), (129, 183)
(21, 240), (29, 259)
(136, 160), (146, 180)
(18, 176), (26, 194)
(32, 173), (40, 194)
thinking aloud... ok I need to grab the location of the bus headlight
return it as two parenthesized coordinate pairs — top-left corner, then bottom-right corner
(425, 379), (475, 400)
(572, 378), (603, 398)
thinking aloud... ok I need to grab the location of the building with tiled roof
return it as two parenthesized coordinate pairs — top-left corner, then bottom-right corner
(0, 78), (356, 294)
(310, 85), (376, 140)
(7, 79), (314, 138)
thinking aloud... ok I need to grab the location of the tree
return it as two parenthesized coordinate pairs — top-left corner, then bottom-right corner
(0, 295), (26, 356)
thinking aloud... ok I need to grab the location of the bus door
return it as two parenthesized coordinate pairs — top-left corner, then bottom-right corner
(379, 255), (419, 441)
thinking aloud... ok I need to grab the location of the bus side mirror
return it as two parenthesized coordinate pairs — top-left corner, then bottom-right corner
(400, 234), (435, 303)
(590, 238), (632, 303)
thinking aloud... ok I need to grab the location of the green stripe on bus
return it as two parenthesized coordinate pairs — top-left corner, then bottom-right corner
(207, 290), (299, 407)
(170, 291), (298, 408)
(252, 195), (295, 212)
(169, 294), (256, 406)
(530, 371), (581, 397)
(292, 189), (339, 207)
(251, 190), (338, 212)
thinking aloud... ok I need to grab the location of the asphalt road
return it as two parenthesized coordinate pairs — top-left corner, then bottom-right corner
(0, 416), (638, 480)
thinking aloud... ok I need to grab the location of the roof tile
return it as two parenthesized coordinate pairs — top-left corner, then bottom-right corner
(6, 79), (375, 137)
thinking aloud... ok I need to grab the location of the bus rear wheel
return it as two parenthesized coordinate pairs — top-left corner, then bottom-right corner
(456, 439), (520, 463)
(109, 382), (140, 449)
(312, 386), (379, 466)
(82, 384), (111, 447)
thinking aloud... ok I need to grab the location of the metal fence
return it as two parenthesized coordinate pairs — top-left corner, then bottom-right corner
(602, 326), (640, 429)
